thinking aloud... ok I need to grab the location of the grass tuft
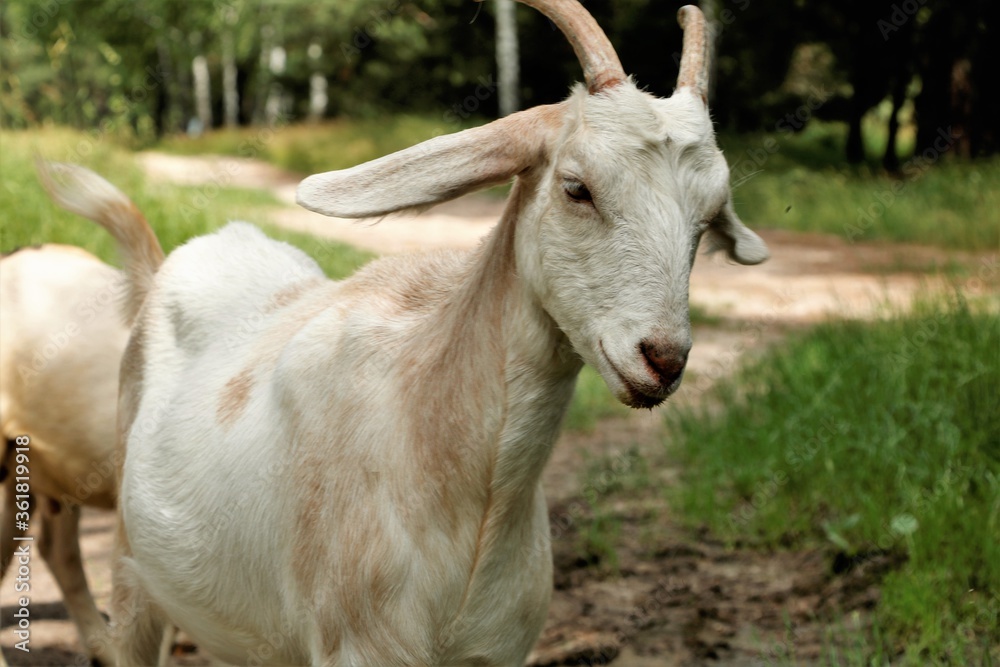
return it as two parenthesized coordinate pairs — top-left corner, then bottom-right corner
(564, 366), (632, 432)
(720, 121), (1000, 251)
(153, 115), (477, 176)
(1, 127), (373, 279)
(667, 294), (1000, 662)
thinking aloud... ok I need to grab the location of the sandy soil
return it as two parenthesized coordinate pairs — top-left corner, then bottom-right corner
(2, 152), (993, 666)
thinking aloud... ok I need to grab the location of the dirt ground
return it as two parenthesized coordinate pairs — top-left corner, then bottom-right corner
(1, 152), (993, 666)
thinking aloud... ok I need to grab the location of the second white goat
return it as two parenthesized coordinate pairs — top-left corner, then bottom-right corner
(0, 244), (129, 666)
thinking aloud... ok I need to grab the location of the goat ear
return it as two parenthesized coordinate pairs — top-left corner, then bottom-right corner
(706, 201), (769, 265)
(297, 104), (565, 218)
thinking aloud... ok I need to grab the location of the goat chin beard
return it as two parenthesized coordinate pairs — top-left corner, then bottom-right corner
(614, 369), (680, 409)
(620, 369), (686, 409)
(621, 385), (669, 410)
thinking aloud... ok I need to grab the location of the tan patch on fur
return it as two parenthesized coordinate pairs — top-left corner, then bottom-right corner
(293, 444), (327, 589)
(265, 278), (323, 314)
(289, 416), (344, 655)
(401, 182), (523, 533)
(287, 168), (548, 660)
(217, 369), (254, 427)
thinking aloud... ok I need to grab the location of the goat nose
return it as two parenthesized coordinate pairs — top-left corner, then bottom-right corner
(640, 339), (690, 387)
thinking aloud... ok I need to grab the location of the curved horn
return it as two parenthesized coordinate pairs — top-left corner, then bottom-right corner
(513, 0), (625, 93)
(676, 5), (709, 103)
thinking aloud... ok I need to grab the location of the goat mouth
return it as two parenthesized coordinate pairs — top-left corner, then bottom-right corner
(598, 341), (668, 410)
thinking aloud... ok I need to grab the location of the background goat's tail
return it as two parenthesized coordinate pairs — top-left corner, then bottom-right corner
(37, 161), (164, 325)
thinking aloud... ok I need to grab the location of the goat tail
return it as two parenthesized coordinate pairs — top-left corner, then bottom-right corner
(37, 161), (164, 325)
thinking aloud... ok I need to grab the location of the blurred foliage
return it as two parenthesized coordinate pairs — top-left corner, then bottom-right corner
(2, 0), (996, 162)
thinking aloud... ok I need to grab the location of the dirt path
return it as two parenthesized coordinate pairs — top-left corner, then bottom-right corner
(2, 152), (991, 666)
(135, 152), (989, 382)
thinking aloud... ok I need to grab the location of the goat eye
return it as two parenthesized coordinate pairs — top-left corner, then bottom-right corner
(563, 180), (593, 203)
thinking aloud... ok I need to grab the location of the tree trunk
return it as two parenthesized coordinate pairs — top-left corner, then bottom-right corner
(264, 45), (286, 126)
(308, 42), (328, 123)
(222, 31), (239, 128)
(219, 4), (240, 128)
(154, 39), (170, 135)
(174, 32), (193, 131)
(192, 54), (213, 132)
(846, 110), (865, 164)
(495, 0), (519, 117)
(883, 83), (904, 173)
(913, 6), (955, 158)
(253, 21), (275, 125)
(700, 0), (720, 105)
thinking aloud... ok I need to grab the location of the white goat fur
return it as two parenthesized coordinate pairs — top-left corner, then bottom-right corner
(0, 245), (127, 665)
(45, 82), (767, 666)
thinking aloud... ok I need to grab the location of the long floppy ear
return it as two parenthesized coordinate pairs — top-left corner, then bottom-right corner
(706, 200), (770, 265)
(297, 103), (565, 218)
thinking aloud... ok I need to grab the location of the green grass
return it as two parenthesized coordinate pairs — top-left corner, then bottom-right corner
(564, 366), (632, 432)
(154, 116), (1000, 251)
(1, 127), (373, 279)
(668, 295), (1000, 663)
(154, 114), (478, 176)
(1, 126), (627, 431)
(574, 447), (651, 572)
(719, 121), (1000, 251)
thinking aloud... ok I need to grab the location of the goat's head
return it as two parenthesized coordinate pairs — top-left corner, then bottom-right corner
(297, 0), (768, 409)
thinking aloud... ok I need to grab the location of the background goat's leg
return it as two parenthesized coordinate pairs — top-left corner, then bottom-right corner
(0, 441), (31, 577)
(37, 498), (114, 665)
(0, 442), (32, 667)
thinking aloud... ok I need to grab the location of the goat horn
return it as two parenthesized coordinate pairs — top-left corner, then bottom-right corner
(512, 0), (626, 94)
(675, 5), (709, 103)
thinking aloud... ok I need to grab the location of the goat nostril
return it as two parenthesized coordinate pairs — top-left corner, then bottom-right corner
(640, 341), (688, 387)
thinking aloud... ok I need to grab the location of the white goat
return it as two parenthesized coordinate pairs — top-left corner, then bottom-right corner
(0, 245), (128, 666)
(42, 2), (768, 665)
